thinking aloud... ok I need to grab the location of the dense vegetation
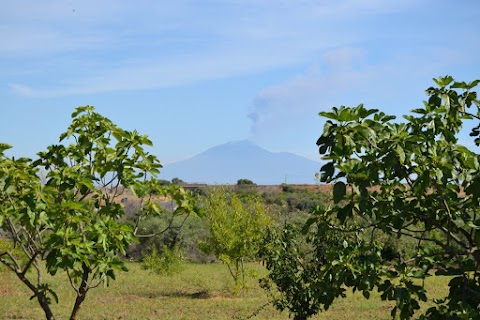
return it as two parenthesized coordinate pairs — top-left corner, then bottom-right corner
(126, 184), (331, 265)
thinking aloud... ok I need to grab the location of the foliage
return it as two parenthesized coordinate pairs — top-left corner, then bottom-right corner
(281, 184), (296, 193)
(128, 212), (212, 263)
(262, 187), (329, 215)
(264, 76), (480, 320)
(260, 223), (326, 320)
(130, 185), (331, 264)
(235, 187), (260, 200)
(260, 77), (480, 319)
(260, 207), (383, 320)
(200, 188), (271, 294)
(317, 76), (480, 319)
(158, 179), (172, 186)
(0, 106), (196, 320)
(171, 177), (185, 185)
(141, 244), (184, 276)
(237, 178), (256, 185)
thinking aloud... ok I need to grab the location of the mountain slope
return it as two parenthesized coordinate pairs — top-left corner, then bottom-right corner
(159, 140), (320, 185)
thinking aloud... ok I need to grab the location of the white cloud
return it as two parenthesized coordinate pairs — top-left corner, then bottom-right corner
(3, 0), (478, 100)
(2, 0), (422, 96)
(9, 84), (34, 96)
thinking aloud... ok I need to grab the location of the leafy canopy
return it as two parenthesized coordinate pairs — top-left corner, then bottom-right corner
(237, 178), (256, 185)
(318, 76), (480, 319)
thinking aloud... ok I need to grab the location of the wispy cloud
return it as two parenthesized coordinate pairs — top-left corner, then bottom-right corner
(9, 84), (34, 96)
(2, 0), (420, 97)
(3, 0), (478, 100)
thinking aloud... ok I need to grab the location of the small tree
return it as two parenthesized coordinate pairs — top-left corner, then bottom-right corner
(141, 244), (184, 276)
(200, 188), (270, 294)
(0, 106), (196, 320)
(260, 220), (348, 320)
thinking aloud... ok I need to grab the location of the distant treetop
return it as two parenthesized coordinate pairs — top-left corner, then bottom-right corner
(237, 178), (256, 185)
(171, 177), (185, 185)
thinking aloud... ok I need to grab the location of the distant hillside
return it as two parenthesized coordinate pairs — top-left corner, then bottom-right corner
(159, 140), (321, 185)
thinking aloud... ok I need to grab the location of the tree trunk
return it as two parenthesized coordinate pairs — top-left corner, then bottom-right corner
(69, 263), (90, 320)
(240, 258), (246, 295)
(38, 293), (56, 320)
(17, 273), (55, 320)
(70, 291), (87, 320)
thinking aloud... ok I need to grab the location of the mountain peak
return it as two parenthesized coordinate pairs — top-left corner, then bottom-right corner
(202, 140), (265, 156)
(225, 139), (255, 146)
(206, 139), (259, 150)
(160, 140), (320, 185)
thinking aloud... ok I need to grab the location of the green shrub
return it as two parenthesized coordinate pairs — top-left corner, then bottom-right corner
(142, 244), (184, 276)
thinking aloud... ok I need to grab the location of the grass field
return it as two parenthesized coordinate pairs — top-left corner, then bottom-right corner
(0, 262), (450, 320)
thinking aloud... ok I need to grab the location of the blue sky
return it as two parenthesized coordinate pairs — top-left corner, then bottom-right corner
(1, 0), (479, 167)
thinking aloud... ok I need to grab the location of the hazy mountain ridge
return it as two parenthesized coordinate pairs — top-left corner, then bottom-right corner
(160, 140), (321, 185)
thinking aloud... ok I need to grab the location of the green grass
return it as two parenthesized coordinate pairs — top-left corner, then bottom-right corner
(0, 262), (450, 320)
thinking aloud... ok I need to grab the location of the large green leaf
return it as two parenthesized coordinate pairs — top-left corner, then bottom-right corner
(333, 181), (346, 204)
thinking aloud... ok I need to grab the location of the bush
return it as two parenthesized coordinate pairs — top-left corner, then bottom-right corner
(142, 244), (184, 276)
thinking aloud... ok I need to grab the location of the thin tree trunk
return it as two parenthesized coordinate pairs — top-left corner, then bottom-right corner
(240, 258), (246, 294)
(17, 273), (55, 320)
(37, 293), (56, 320)
(69, 263), (90, 320)
(70, 292), (87, 320)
